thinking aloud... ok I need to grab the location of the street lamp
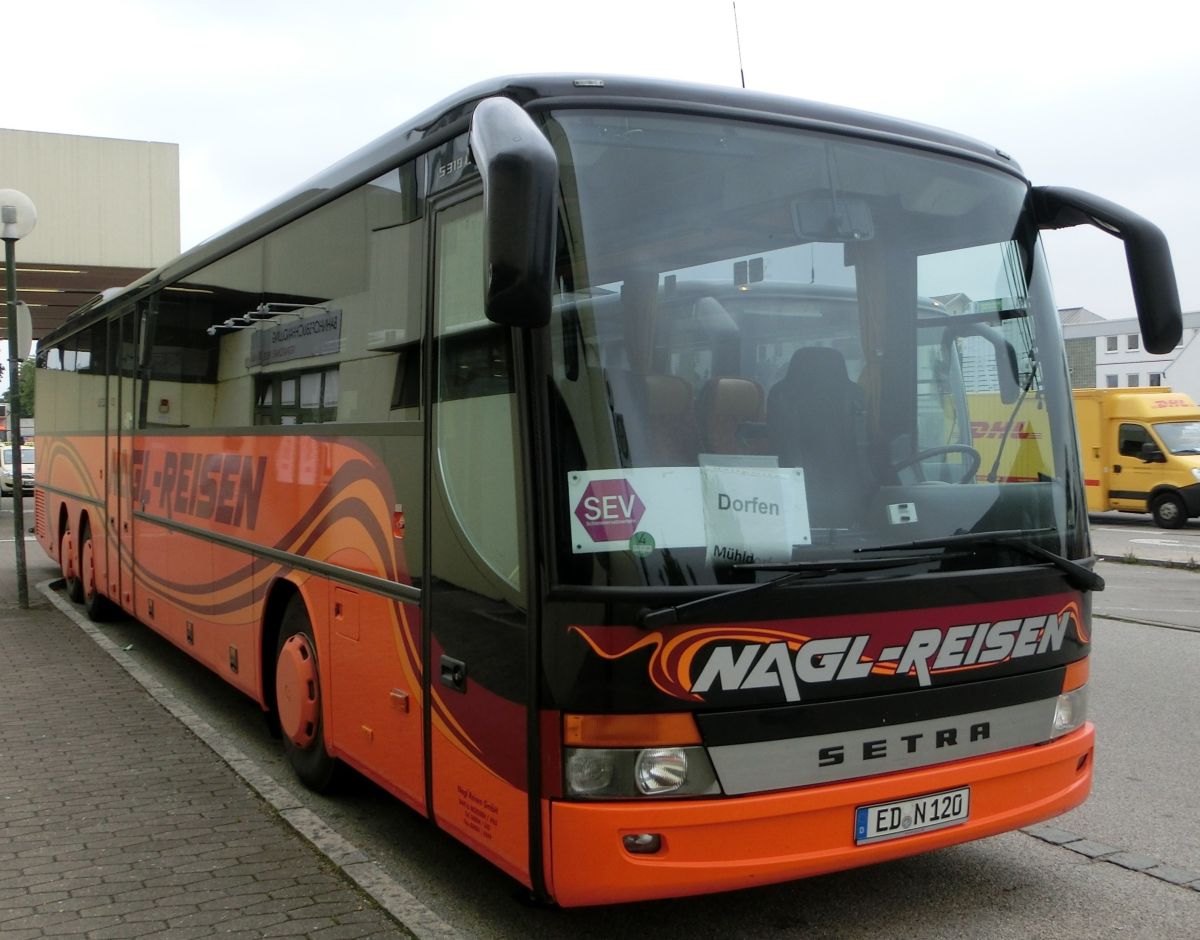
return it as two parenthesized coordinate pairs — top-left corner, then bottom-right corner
(2, 188), (37, 609)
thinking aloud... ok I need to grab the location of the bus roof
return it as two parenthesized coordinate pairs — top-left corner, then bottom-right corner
(43, 74), (1022, 347)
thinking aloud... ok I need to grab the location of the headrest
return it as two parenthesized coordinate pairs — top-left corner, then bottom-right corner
(643, 374), (692, 416)
(704, 377), (763, 418)
(785, 346), (850, 385)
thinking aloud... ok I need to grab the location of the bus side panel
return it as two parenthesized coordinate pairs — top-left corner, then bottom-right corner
(131, 515), (190, 647)
(324, 548), (426, 813)
(431, 716), (531, 887)
(124, 432), (423, 717)
(37, 434), (112, 594)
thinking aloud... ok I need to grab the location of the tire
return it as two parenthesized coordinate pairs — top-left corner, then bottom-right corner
(62, 521), (84, 603)
(275, 594), (339, 792)
(1151, 492), (1187, 529)
(80, 521), (115, 622)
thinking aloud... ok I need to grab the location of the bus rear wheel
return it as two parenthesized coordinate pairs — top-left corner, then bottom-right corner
(80, 521), (114, 622)
(275, 595), (339, 792)
(1151, 492), (1187, 529)
(61, 523), (84, 602)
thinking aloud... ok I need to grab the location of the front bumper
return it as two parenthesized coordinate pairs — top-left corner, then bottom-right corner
(547, 724), (1093, 906)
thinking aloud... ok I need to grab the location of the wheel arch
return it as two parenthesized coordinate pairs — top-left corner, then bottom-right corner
(1148, 483), (1186, 505)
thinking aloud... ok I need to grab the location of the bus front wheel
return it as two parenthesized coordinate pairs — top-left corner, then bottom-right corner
(275, 595), (339, 792)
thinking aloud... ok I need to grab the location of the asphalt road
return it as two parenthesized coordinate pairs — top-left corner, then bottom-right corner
(1089, 510), (1200, 565)
(4, 504), (1197, 937)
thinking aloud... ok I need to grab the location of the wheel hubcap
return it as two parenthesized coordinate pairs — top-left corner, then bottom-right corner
(276, 635), (320, 748)
(61, 531), (76, 581)
(82, 539), (96, 598)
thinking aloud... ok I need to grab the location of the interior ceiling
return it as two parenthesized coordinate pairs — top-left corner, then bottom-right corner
(9, 263), (151, 341)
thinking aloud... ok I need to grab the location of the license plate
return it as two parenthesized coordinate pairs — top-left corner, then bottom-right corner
(855, 786), (970, 844)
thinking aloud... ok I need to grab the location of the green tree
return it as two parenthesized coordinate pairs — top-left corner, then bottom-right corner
(1, 358), (35, 417)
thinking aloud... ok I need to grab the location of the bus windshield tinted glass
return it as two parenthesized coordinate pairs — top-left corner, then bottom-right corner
(543, 110), (1082, 587)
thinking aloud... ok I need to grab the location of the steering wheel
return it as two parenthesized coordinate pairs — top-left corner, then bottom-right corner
(892, 445), (981, 484)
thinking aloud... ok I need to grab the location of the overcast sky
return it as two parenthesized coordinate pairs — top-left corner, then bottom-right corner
(5, 0), (1198, 320)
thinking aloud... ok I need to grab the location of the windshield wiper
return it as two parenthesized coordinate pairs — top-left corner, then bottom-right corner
(856, 528), (1104, 592)
(636, 553), (949, 630)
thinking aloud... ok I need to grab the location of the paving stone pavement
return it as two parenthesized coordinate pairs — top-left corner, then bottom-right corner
(0, 583), (411, 938)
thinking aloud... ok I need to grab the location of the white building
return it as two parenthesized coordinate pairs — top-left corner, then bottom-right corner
(0, 127), (179, 342)
(1059, 308), (1200, 400)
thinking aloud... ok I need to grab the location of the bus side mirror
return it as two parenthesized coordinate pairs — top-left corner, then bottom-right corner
(470, 96), (559, 330)
(1032, 186), (1182, 354)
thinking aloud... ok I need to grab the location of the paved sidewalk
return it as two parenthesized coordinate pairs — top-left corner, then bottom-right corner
(0, 557), (411, 937)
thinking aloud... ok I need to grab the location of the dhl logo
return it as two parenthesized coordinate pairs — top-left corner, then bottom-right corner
(970, 420), (1042, 440)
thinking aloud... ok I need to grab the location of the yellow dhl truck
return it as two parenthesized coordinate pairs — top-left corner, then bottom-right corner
(1072, 387), (1200, 528)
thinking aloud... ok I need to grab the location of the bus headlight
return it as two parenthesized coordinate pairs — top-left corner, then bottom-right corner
(565, 746), (721, 798)
(1191, 467), (1200, 483)
(636, 748), (689, 795)
(1052, 684), (1089, 737)
(564, 750), (616, 795)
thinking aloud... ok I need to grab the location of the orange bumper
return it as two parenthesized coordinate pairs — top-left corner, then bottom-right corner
(548, 724), (1093, 907)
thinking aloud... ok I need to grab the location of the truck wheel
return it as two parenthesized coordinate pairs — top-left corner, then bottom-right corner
(275, 594), (339, 792)
(1151, 493), (1187, 529)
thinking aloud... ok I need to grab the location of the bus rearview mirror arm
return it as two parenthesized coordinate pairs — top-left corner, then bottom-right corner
(1032, 186), (1182, 354)
(470, 97), (559, 330)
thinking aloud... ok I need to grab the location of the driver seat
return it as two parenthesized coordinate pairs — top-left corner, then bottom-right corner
(767, 346), (869, 527)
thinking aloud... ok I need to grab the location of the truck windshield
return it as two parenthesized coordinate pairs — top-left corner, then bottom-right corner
(541, 109), (1083, 587)
(1153, 421), (1200, 455)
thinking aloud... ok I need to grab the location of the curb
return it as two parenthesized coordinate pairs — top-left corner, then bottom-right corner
(1095, 553), (1199, 572)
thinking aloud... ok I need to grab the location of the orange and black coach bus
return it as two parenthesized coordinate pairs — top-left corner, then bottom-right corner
(35, 76), (1181, 905)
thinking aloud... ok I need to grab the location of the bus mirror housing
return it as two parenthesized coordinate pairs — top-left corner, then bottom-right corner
(470, 96), (559, 329)
(942, 322), (1021, 404)
(1032, 186), (1182, 354)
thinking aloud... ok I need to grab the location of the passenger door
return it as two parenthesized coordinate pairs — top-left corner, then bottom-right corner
(105, 303), (144, 613)
(425, 191), (532, 883)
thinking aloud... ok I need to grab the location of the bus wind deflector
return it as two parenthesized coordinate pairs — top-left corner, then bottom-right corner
(1032, 186), (1182, 354)
(470, 96), (559, 329)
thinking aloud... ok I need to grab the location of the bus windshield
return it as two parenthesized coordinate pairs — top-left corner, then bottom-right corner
(542, 109), (1081, 587)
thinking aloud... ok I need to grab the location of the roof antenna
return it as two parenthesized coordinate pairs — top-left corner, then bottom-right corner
(732, 2), (746, 88)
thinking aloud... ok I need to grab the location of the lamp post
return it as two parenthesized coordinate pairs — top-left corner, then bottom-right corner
(2, 188), (37, 609)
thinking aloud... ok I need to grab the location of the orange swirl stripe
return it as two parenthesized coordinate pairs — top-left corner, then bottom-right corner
(571, 625), (813, 701)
